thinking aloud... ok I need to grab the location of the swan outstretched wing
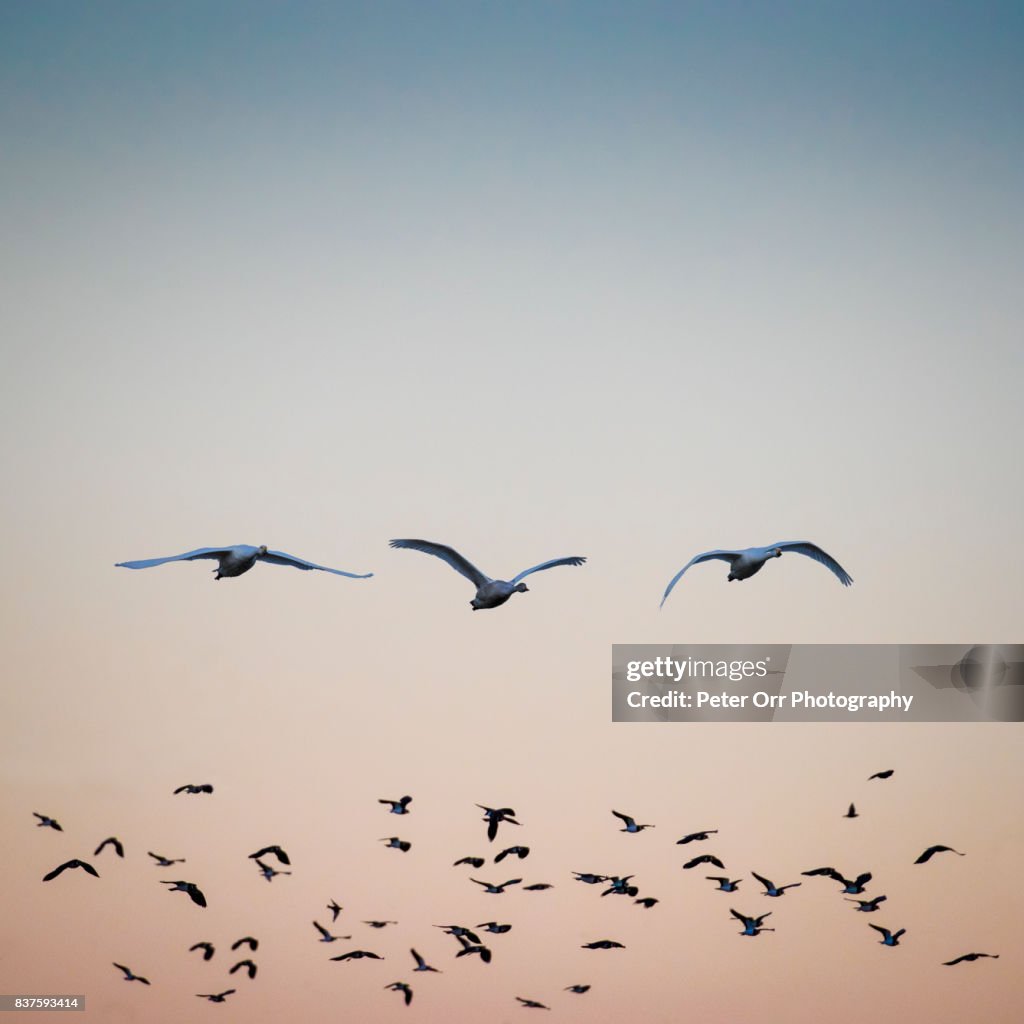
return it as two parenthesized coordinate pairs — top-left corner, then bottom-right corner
(660, 550), (739, 607)
(510, 556), (586, 584)
(770, 542), (853, 586)
(389, 539), (490, 586)
(116, 547), (230, 569)
(261, 549), (373, 577)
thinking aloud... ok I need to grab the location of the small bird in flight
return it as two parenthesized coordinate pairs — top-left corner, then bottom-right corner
(379, 796), (412, 814)
(581, 940), (625, 950)
(94, 837), (125, 858)
(731, 909), (775, 936)
(254, 857), (291, 881)
(601, 875), (637, 897)
(189, 942), (215, 960)
(943, 952), (999, 966)
(802, 868), (871, 894)
(174, 784), (213, 795)
(410, 948), (441, 973)
(870, 924), (906, 946)
(364, 920), (397, 929)
(454, 935), (492, 963)
(868, 769), (895, 780)
(676, 830), (717, 845)
(572, 872), (608, 884)
(477, 805), (521, 842)
(381, 837), (412, 853)
(33, 813), (62, 831)
(113, 963), (150, 985)
(635, 897), (659, 908)
(389, 539), (586, 610)
(229, 960), (257, 980)
(706, 876), (741, 892)
(566, 984), (591, 994)
(846, 896), (887, 912)
(612, 810), (654, 833)
(231, 937), (258, 952)
(385, 982), (413, 1006)
(43, 859), (99, 882)
(313, 921), (350, 943)
(331, 950), (384, 962)
(516, 996), (550, 1009)
(472, 877), (521, 894)
(751, 872), (801, 897)
(844, 803), (859, 818)
(683, 854), (725, 870)
(249, 845), (290, 865)
(116, 544), (373, 581)
(197, 991), (235, 1003)
(523, 883), (553, 891)
(327, 899), (343, 922)
(454, 856), (486, 868)
(661, 541), (852, 606)
(435, 925), (481, 944)
(478, 921), (512, 934)
(162, 880), (207, 907)
(915, 845), (965, 864)
(148, 852), (185, 867)
(495, 845), (530, 862)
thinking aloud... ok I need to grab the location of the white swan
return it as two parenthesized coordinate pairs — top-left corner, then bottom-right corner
(116, 544), (373, 581)
(389, 539), (585, 609)
(661, 541), (852, 606)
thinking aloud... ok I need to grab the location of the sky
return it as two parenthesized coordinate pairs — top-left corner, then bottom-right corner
(1, 2), (1022, 1020)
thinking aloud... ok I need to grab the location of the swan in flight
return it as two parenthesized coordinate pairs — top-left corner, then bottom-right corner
(389, 539), (585, 610)
(116, 544), (373, 581)
(661, 541), (852, 606)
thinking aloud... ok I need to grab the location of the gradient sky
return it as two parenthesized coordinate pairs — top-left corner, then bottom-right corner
(2, 2), (1022, 1021)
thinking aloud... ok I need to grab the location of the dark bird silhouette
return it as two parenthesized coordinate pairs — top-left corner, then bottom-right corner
(868, 769), (895, 780)
(706, 876), (741, 892)
(148, 852), (185, 867)
(915, 845), (965, 864)
(379, 796), (412, 814)
(844, 803), (859, 818)
(385, 982), (413, 1006)
(943, 952), (999, 966)
(676, 830), (717, 844)
(495, 845), (530, 862)
(454, 935), (492, 963)
(635, 897), (659, 908)
(846, 896), (887, 912)
(94, 837), (125, 858)
(231, 937), (258, 952)
(572, 872), (607, 884)
(189, 942), (215, 960)
(477, 805), (521, 842)
(410, 948), (441, 973)
(435, 925), (481, 944)
(600, 875), (636, 897)
(870, 924), (906, 946)
(472, 877), (521, 894)
(523, 883), (553, 891)
(327, 899), (343, 922)
(565, 984), (591, 994)
(174, 784), (213, 794)
(730, 909), (775, 937)
(581, 940), (625, 950)
(683, 854), (725, 870)
(313, 921), (350, 943)
(364, 920), (397, 929)
(33, 812), (62, 831)
(331, 950), (384, 962)
(381, 837), (412, 852)
(751, 872), (801, 897)
(162, 880), (206, 906)
(197, 991), (235, 1003)
(612, 810), (654, 833)
(43, 859), (99, 882)
(113, 963), (150, 984)
(517, 996), (550, 1009)
(389, 539), (586, 610)
(229, 959), (256, 980)
(478, 921), (512, 934)
(802, 868), (871, 894)
(254, 857), (291, 881)
(454, 857), (485, 868)
(117, 544), (371, 580)
(249, 845), (290, 865)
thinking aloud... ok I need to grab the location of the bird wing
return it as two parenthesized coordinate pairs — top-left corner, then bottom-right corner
(751, 872), (772, 889)
(660, 551), (740, 607)
(769, 542), (853, 586)
(510, 556), (587, 584)
(116, 548), (231, 569)
(389, 539), (489, 586)
(188, 886), (207, 907)
(729, 909), (748, 923)
(611, 810), (634, 826)
(259, 550), (373, 577)
(868, 924), (888, 937)
(411, 949), (425, 968)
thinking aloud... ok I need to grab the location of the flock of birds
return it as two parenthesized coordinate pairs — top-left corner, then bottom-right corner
(113, 537), (855, 608)
(32, 768), (998, 1012)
